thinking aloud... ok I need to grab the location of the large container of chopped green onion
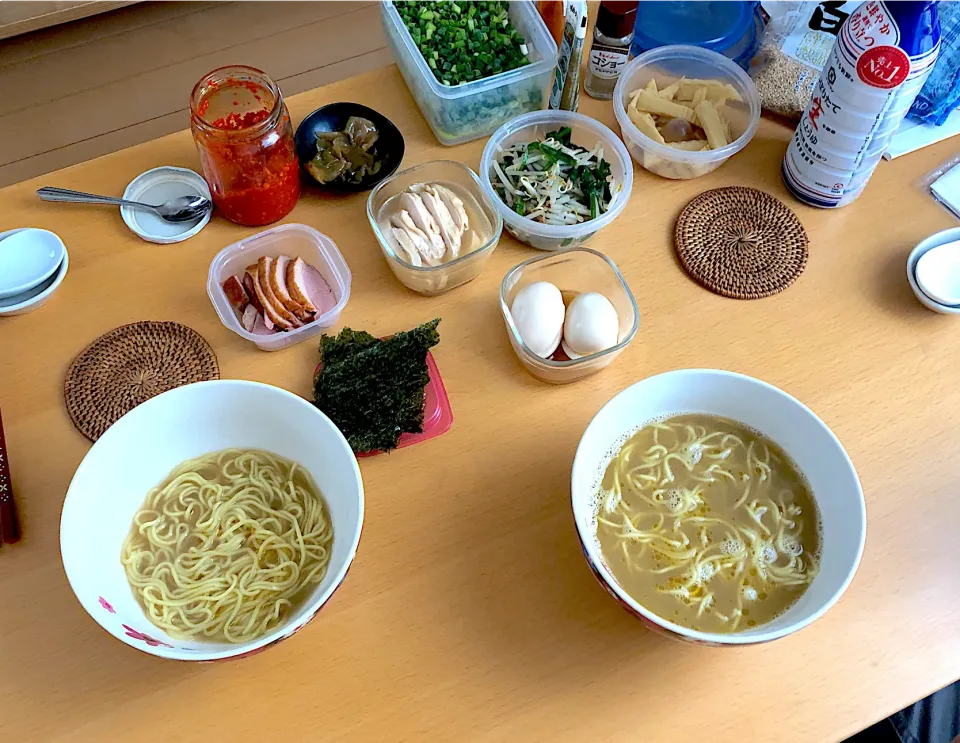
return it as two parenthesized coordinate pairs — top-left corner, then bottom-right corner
(382, 1), (558, 146)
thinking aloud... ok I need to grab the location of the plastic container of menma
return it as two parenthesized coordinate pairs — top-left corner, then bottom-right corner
(381, 0), (558, 146)
(628, 0), (764, 71)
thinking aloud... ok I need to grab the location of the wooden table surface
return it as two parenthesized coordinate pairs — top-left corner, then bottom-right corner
(2, 65), (959, 742)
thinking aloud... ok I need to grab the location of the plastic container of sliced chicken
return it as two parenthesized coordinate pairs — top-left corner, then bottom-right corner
(367, 160), (503, 296)
(207, 223), (351, 352)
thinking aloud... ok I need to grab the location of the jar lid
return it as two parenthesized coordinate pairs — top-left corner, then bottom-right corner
(632, 0), (757, 55)
(121, 167), (212, 244)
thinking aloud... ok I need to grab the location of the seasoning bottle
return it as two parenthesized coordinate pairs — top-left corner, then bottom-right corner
(585, 1), (638, 100)
(782, 0), (940, 208)
(537, 0), (566, 48)
(548, 1), (588, 110)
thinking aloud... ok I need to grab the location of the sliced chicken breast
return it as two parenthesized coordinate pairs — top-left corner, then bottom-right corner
(398, 192), (443, 256)
(419, 183), (469, 233)
(392, 211), (444, 265)
(391, 226), (423, 266)
(419, 189), (462, 258)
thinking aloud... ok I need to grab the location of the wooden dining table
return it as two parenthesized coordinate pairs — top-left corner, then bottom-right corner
(1, 64), (959, 742)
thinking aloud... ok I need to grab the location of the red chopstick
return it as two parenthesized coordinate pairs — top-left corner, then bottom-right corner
(0, 408), (20, 544)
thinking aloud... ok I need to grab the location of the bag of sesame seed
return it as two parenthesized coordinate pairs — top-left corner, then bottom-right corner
(750, 1), (859, 120)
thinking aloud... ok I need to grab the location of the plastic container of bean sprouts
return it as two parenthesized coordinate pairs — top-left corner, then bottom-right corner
(479, 110), (633, 251)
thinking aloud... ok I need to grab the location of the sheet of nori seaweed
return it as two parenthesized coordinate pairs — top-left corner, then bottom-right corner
(314, 319), (440, 453)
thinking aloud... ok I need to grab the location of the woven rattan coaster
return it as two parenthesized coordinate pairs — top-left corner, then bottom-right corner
(64, 321), (220, 441)
(674, 187), (809, 299)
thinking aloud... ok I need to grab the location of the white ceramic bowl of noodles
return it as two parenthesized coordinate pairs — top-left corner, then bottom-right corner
(571, 369), (865, 646)
(60, 380), (364, 661)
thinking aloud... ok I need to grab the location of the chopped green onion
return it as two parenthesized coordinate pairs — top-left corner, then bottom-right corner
(396, 0), (529, 86)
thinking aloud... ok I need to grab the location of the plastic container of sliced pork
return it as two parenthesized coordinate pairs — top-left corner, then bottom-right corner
(207, 223), (352, 352)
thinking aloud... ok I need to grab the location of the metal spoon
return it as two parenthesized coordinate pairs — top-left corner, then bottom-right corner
(36, 186), (212, 223)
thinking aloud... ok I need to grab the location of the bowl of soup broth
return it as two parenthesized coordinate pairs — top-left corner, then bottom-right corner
(60, 380), (364, 660)
(571, 369), (865, 646)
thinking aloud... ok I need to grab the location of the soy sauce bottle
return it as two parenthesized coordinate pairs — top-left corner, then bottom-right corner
(782, 1), (940, 208)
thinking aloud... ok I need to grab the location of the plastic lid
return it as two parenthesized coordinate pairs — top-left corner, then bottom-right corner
(632, 1), (756, 54)
(121, 166), (212, 244)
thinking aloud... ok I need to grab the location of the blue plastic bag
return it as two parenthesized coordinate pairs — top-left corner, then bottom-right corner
(909, 0), (960, 126)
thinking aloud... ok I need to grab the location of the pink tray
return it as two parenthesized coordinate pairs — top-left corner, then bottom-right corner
(315, 351), (453, 457)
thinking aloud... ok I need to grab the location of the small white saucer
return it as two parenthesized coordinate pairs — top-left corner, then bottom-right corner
(121, 166), (212, 244)
(0, 229), (69, 317)
(906, 227), (960, 315)
(0, 227), (65, 298)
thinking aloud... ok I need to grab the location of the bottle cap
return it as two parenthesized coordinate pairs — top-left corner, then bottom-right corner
(597, 1), (638, 39)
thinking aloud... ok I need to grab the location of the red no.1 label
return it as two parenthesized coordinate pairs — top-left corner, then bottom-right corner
(856, 45), (910, 89)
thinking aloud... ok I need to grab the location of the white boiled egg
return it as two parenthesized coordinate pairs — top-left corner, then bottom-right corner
(561, 292), (619, 359)
(510, 281), (565, 358)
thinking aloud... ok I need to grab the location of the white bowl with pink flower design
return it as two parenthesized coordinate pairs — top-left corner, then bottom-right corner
(60, 380), (364, 660)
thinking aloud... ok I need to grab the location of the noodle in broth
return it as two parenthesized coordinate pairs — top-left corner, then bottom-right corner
(595, 415), (820, 633)
(121, 448), (333, 643)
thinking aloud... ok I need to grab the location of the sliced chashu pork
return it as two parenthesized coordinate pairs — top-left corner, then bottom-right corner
(255, 256), (300, 330)
(391, 211), (445, 265)
(244, 266), (272, 330)
(269, 255), (311, 321)
(286, 256), (319, 315)
(240, 304), (259, 332)
(222, 276), (250, 313)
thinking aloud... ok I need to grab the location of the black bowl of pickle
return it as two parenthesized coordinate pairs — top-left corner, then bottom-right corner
(295, 102), (405, 193)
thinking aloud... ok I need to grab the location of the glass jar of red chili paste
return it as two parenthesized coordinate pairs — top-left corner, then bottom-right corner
(190, 66), (301, 226)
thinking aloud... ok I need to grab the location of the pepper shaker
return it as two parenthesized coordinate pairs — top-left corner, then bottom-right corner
(584, 1), (638, 100)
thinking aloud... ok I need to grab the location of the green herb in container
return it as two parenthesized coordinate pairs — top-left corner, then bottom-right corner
(395, 0), (531, 86)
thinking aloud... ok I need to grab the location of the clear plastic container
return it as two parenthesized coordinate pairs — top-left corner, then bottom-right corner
(480, 110), (633, 251)
(629, 1), (764, 71)
(366, 160), (503, 296)
(381, 0), (558, 146)
(500, 248), (639, 384)
(613, 45), (761, 180)
(207, 223), (351, 352)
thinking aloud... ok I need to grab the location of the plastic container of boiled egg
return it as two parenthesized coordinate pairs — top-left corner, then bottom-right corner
(499, 247), (639, 384)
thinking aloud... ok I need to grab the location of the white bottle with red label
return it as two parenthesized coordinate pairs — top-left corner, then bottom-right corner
(782, 0), (940, 208)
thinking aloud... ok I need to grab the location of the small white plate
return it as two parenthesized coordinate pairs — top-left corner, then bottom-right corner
(0, 228), (65, 298)
(0, 229), (69, 317)
(907, 227), (960, 315)
(121, 166), (212, 244)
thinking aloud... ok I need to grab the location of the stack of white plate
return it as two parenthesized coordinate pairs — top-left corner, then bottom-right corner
(0, 228), (69, 317)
